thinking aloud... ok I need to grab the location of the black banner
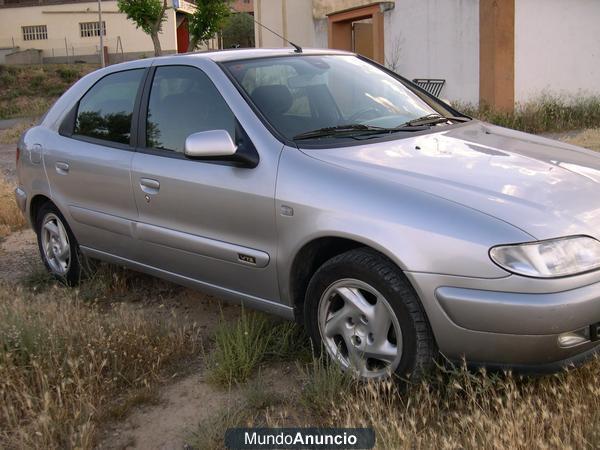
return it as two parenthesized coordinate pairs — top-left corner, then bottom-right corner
(224, 428), (375, 449)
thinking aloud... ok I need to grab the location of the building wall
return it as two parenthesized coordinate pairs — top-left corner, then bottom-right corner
(254, 0), (480, 103)
(0, 0), (177, 60)
(514, 0), (600, 103)
(384, 0), (479, 104)
(312, 0), (389, 18)
(255, 0), (316, 48)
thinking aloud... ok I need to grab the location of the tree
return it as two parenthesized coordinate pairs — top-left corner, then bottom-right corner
(118, 0), (168, 56)
(188, 0), (232, 51)
(222, 12), (255, 49)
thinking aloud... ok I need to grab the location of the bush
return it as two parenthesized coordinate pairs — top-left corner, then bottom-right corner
(56, 66), (80, 83)
(459, 95), (600, 134)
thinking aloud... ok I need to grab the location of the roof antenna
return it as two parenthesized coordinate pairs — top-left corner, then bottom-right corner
(253, 18), (303, 53)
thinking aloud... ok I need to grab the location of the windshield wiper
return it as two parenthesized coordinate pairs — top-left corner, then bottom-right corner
(293, 123), (427, 140)
(402, 114), (471, 127)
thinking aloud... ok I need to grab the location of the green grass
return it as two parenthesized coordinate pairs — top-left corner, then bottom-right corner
(298, 355), (355, 415)
(206, 311), (273, 386)
(459, 95), (600, 134)
(206, 310), (311, 387)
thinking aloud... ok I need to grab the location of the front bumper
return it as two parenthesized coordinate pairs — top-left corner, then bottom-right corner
(407, 271), (600, 370)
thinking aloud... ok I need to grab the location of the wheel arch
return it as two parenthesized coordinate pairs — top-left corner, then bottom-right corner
(288, 235), (413, 323)
(29, 194), (54, 228)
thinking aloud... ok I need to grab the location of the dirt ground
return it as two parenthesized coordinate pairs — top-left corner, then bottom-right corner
(1, 128), (598, 449)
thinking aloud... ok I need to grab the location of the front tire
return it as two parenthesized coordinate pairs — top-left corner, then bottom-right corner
(304, 248), (436, 380)
(35, 202), (85, 285)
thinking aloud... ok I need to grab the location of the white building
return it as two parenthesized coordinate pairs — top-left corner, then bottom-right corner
(254, 0), (600, 110)
(0, 0), (214, 64)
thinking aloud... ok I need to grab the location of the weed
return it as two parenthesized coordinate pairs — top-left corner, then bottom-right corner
(268, 320), (312, 362)
(206, 310), (273, 387)
(298, 355), (354, 416)
(20, 265), (56, 292)
(206, 311), (312, 387)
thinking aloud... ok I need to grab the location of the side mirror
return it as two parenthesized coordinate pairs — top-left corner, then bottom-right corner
(184, 130), (237, 159)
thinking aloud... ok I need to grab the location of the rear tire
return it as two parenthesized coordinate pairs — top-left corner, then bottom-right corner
(35, 202), (87, 286)
(304, 248), (437, 381)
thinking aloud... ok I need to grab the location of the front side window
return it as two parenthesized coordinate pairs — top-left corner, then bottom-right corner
(22, 25), (48, 41)
(146, 65), (236, 153)
(74, 69), (144, 145)
(225, 55), (452, 141)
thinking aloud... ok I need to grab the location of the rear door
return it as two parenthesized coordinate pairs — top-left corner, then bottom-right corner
(130, 63), (281, 302)
(43, 68), (146, 259)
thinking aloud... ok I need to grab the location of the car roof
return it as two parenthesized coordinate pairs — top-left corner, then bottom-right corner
(161, 47), (354, 63)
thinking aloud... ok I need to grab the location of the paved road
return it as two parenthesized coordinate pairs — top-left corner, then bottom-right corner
(0, 117), (32, 131)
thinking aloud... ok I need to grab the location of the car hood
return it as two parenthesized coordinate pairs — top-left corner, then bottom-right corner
(300, 121), (600, 241)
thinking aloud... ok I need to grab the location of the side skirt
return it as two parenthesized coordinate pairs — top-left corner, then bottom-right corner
(80, 246), (294, 320)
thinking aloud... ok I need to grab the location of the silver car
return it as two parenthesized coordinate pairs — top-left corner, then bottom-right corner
(15, 49), (600, 379)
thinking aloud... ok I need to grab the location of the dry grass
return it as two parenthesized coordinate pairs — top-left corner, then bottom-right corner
(256, 358), (600, 449)
(0, 177), (27, 238)
(564, 128), (600, 152)
(197, 308), (600, 448)
(0, 64), (97, 119)
(0, 280), (202, 449)
(0, 120), (35, 145)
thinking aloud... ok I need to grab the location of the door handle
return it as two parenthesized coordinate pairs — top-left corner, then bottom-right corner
(139, 178), (160, 195)
(55, 161), (70, 174)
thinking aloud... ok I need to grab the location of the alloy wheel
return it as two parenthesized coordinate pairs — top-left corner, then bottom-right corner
(40, 213), (71, 275)
(318, 278), (403, 378)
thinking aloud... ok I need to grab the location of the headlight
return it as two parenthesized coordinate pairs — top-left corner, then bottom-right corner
(489, 236), (600, 278)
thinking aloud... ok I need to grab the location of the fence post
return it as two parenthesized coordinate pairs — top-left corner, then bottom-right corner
(64, 37), (69, 64)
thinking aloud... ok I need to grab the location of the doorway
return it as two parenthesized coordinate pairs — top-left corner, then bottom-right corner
(353, 19), (374, 60)
(176, 14), (189, 53)
(327, 3), (386, 64)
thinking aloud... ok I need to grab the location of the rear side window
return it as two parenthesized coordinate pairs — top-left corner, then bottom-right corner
(146, 65), (236, 153)
(74, 69), (144, 145)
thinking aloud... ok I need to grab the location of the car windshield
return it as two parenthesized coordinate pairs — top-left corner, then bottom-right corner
(224, 55), (455, 142)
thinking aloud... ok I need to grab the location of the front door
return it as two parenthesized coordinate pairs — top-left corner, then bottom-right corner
(130, 64), (280, 302)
